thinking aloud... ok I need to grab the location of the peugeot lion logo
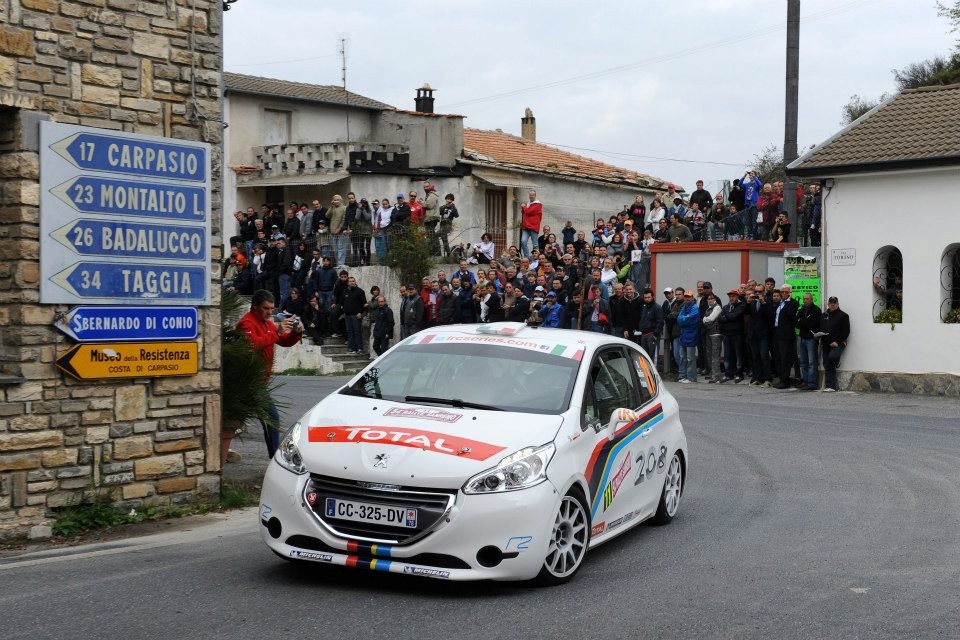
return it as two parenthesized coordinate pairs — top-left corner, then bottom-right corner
(373, 453), (389, 469)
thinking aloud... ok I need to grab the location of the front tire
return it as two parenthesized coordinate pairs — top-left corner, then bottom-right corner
(533, 489), (590, 586)
(650, 453), (683, 525)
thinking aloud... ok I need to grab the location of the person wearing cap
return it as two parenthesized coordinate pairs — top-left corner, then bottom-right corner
(718, 288), (747, 382)
(664, 183), (681, 205)
(437, 193), (459, 257)
(391, 193), (411, 232)
(820, 296), (849, 391)
(676, 290), (701, 383)
(701, 292), (723, 383)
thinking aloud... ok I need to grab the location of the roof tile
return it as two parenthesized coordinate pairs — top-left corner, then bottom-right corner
(224, 72), (394, 111)
(462, 128), (674, 191)
(791, 83), (960, 172)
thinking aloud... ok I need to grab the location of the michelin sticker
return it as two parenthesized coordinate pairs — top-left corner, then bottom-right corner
(403, 566), (451, 579)
(289, 550), (333, 562)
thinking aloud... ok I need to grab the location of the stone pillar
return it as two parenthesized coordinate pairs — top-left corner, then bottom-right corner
(0, 0), (224, 541)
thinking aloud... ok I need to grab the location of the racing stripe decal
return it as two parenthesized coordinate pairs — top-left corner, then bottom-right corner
(583, 404), (664, 518)
(346, 540), (393, 558)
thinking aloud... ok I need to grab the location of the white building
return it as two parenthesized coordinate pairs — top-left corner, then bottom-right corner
(788, 83), (960, 394)
(221, 73), (676, 257)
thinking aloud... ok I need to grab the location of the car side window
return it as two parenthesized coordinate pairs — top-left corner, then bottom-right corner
(581, 348), (641, 429)
(631, 349), (658, 404)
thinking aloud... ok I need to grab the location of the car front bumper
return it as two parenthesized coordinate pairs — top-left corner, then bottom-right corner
(259, 460), (561, 581)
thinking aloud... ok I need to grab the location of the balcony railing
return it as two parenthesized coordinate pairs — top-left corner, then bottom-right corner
(250, 142), (408, 177)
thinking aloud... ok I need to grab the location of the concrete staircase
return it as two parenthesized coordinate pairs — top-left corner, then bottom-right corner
(273, 334), (373, 375)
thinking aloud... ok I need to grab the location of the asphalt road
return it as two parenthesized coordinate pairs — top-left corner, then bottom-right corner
(2, 379), (959, 640)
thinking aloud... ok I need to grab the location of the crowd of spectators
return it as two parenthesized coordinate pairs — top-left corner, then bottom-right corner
(223, 174), (835, 381)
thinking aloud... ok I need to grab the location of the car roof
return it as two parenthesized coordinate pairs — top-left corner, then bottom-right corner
(409, 322), (638, 351)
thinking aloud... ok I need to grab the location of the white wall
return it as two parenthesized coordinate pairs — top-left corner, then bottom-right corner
(225, 94), (376, 166)
(823, 168), (960, 375)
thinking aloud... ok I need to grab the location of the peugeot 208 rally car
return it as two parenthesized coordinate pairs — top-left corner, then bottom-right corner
(259, 322), (687, 584)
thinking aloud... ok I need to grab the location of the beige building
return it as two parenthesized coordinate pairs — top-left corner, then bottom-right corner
(0, 0), (224, 539)
(222, 74), (676, 257)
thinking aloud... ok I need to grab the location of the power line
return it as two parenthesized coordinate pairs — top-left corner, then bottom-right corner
(229, 52), (339, 68)
(444, 0), (878, 109)
(541, 141), (745, 167)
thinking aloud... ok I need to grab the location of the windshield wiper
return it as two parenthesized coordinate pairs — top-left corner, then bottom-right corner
(404, 395), (503, 411)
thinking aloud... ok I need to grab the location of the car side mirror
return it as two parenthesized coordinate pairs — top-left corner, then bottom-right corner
(607, 408), (640, 438)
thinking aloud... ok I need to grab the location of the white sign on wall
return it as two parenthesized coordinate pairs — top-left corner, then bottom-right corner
(830, 248), (856, 266)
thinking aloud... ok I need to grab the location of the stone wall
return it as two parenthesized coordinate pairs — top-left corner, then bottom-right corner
(0, 0), (223, 540)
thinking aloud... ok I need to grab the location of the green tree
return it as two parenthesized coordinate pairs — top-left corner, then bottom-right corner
(840, 93), (888, 125)
(751, 144), (786, 186)
(384, 226), (433, 287)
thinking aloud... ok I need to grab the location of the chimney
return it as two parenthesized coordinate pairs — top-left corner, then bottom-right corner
(521, 107), (536, 142)
(415, 83), (435, 114)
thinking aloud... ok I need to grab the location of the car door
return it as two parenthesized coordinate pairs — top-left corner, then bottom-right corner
(625, 344), (670, 515)
(578, 346), (645, 535)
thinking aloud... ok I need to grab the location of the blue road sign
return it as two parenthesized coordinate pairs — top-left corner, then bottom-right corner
(41, 122), (212, 305)
(54, 306), (199, 342)
(51, 261), (206, 301)
(51, 219), (207, 261)
(51, 176), (206, 221)
(54, 131), (206, 181)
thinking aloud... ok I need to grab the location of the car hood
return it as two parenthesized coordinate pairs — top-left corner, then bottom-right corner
(295, 395), (565, 489)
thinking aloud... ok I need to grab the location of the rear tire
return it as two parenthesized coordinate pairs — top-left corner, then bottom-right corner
(650, 453), (683, 526)
(533, 488), (590, 586)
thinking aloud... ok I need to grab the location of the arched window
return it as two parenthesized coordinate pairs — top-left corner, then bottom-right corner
(942, 244), (960, 323)
(872, 246), (903, 321)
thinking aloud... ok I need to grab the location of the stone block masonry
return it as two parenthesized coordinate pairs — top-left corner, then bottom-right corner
(0, 0), (224, 540)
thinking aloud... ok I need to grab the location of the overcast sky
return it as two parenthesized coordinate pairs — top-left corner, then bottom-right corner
(223, 0), (953, 194)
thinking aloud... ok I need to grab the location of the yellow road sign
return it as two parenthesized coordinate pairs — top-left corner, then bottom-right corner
(56, 341), (198, 380)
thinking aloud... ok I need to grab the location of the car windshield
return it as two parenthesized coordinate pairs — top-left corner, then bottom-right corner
(341, 342), (580, 414)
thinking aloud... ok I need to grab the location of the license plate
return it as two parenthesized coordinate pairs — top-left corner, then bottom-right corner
(324, 498), (418, 528)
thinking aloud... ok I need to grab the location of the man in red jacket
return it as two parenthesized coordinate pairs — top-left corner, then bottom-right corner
(236, 289), (303, 459)
(520, 189), (543, 259)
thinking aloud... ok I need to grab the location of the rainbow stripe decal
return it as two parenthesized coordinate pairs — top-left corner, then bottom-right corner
(404, 333), (584, 359)
(583, 404), (664, 518)
(344, 555), (394, 572)
(346, 539), (393, 558)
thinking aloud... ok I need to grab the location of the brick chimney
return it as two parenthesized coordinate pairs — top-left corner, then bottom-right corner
(521, 107), (536, 142)
(415, 83), (435, 114)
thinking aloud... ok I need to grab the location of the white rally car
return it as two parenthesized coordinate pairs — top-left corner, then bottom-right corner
(259, 322), (688, 584)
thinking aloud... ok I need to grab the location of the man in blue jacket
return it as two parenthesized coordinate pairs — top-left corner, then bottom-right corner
(676, 291), (701, 383)
(741, 170), (763, 209)
(540, 291), (565, 328)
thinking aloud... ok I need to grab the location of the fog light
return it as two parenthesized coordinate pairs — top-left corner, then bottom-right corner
(266, 517), (282, 539)
(476, 545), (502, 568)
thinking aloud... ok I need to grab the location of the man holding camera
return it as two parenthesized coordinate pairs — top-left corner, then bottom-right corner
(237, 290), (303, 459)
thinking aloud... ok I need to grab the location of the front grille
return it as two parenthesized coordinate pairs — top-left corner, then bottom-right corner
(305, 475), (457, 545)
(284, 534), (471, 570)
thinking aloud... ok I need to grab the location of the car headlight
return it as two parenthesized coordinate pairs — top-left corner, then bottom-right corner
(463, 443), (555, 494)
(275, 421), (306, 475)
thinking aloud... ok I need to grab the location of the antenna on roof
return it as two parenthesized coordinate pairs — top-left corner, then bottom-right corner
(337, 34), (348, 89)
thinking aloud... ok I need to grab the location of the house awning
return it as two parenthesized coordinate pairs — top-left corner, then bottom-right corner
(236, 171), (350, 189)
(471, 169), (539, 190)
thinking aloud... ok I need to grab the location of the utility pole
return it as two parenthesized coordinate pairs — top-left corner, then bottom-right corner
(783, 0), (800, 234)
